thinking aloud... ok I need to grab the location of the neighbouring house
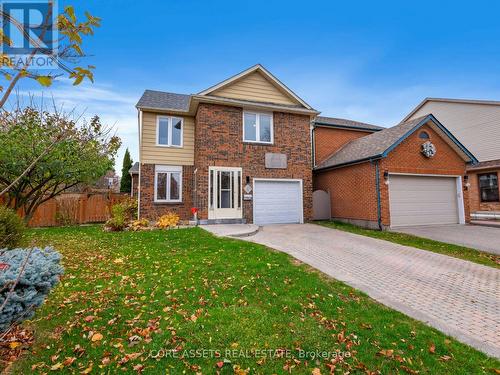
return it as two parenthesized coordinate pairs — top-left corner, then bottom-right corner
(403, 98), (500, 219)
(313, 114), (477, 229)
(135, 65), (319, 224)
(65, 170), (120, 193)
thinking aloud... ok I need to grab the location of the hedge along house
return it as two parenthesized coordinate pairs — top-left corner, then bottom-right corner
(135, 65), (319, 224)
(313, 114), (478, 229)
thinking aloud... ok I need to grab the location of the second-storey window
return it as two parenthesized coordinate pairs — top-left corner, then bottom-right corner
(243, 112), (273, 143)
(157, 116), (183, 147)
(479, 173), (499, 202)
(154, 165), (182, 202)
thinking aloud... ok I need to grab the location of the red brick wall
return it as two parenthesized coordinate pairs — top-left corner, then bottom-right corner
(468, 169), (500, 212)
(314, 127), (373, 165)
(314, 162), (378, 224)
(139, 163), (194, 221)
(314, 123), (470, 228)
(194, 103), (313, 223)
(379, 123), (469, 226)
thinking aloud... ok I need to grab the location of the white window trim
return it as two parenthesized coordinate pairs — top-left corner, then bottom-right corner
(243, 111), (274, 144)
(156, 115), (184, 148)
(154, 165), (183, 203)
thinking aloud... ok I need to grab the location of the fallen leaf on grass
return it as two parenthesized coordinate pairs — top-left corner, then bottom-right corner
(9, 341), (21, 349)
(91, 333), (103, 342)
(312, 368), (322, 375)
(63, 357), (76, 366)
(50, 362), (63, 371)
(377, 349), (394, 357)
(429, 343), (436, 354)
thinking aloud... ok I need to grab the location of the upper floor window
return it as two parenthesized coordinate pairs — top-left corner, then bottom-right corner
(243, 112), (273, 144)
(157, 116), (183, 147)
(479, 173), (499, 202)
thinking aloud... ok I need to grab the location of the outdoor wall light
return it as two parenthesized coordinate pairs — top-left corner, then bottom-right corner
(246, 176), (250, 184)
(464, 175), (470, 189)
(383, 171), (390, 185)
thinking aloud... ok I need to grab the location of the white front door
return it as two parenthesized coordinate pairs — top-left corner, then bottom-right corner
(208, 167), (242, 220)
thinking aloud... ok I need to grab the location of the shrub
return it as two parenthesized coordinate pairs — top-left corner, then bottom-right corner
(156, 212), (180, 229)
(0, 206), (25, 249)
(104, 198), (138, 232)
(119, 198), (138, 221)
(0, 247), (64, 332)
(129, 218), (149, 231)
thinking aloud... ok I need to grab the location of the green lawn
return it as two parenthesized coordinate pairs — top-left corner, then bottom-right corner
(316, 221), (500, 269)
(9, 226), (499, 374)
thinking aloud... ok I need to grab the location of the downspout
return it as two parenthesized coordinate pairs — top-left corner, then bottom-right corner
(375, 160), (383, 231)
(311, 123), (316, 168)
(137, 109), (143, 219)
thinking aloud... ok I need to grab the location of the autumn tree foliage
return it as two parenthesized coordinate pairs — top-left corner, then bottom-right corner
(0, 5), (101, 107)
(0, 106), (121, 221)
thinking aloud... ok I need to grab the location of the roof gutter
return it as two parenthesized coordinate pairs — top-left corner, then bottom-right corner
(313, 122), (383, 133)
(314, 154), (384, 172)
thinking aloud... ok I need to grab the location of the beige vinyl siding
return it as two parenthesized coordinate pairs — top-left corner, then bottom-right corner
(211, 71), (298, 106)
(409, 102), (500, 162)
(140, 111), (194, 165)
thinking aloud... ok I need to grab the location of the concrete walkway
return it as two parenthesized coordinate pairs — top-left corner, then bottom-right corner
(201, 224), (259, 238)
(240, 224), (500, 358)
(392, 224), (500, 255)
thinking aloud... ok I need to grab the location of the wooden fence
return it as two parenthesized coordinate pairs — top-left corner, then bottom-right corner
(2, 192), (130, 227)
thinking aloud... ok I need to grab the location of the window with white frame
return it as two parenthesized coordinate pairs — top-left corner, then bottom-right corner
(157, 116), (183, 147)
(154, 165), (182, 202)
(243, 112), (273, 143)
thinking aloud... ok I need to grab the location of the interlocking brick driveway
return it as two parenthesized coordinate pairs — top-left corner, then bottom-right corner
(244, 224), (500, 358)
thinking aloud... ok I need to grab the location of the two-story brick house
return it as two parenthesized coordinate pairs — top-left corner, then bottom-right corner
(135, 65), (319, 224)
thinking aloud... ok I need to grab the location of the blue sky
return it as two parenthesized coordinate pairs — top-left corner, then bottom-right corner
(12, 0), (500, 173)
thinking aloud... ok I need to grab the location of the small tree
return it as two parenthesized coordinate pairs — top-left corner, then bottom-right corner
(120, 148), (133, 193)
(0, 106), (121, 221)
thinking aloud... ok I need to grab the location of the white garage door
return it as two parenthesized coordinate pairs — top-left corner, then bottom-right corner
(253, 180), (303, 225)
(389, 175), (460, 227)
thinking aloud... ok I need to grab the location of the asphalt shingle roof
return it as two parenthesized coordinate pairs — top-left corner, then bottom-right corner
(316, 115), (429, 169)
(314, 116), (384, 131)
(129, 162), (139, 174)
(136, 90), (191, 111)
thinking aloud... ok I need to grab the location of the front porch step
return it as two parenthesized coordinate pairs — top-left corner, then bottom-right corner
(198, 218), (247, 225)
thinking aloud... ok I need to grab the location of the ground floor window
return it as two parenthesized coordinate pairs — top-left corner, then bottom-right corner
(478, 173), (499, 202)
(154, 165), (182, 203)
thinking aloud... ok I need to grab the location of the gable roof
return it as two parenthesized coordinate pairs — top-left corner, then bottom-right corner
(197, 64), (314, 110)
(402, 97), (500, 122)
(136, 90), (191, 112)
(314, 116), (384, 132)
(129, 162), (139, 175)
(136, 65), (319, 115)
(315, 114), (478, 170)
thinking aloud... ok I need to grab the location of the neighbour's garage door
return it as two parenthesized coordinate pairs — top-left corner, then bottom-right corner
(253, 180), (303, 225)
(389, 175), (459, 227)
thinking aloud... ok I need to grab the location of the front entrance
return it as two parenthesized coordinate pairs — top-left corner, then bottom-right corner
(208, 167), (242, 220)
